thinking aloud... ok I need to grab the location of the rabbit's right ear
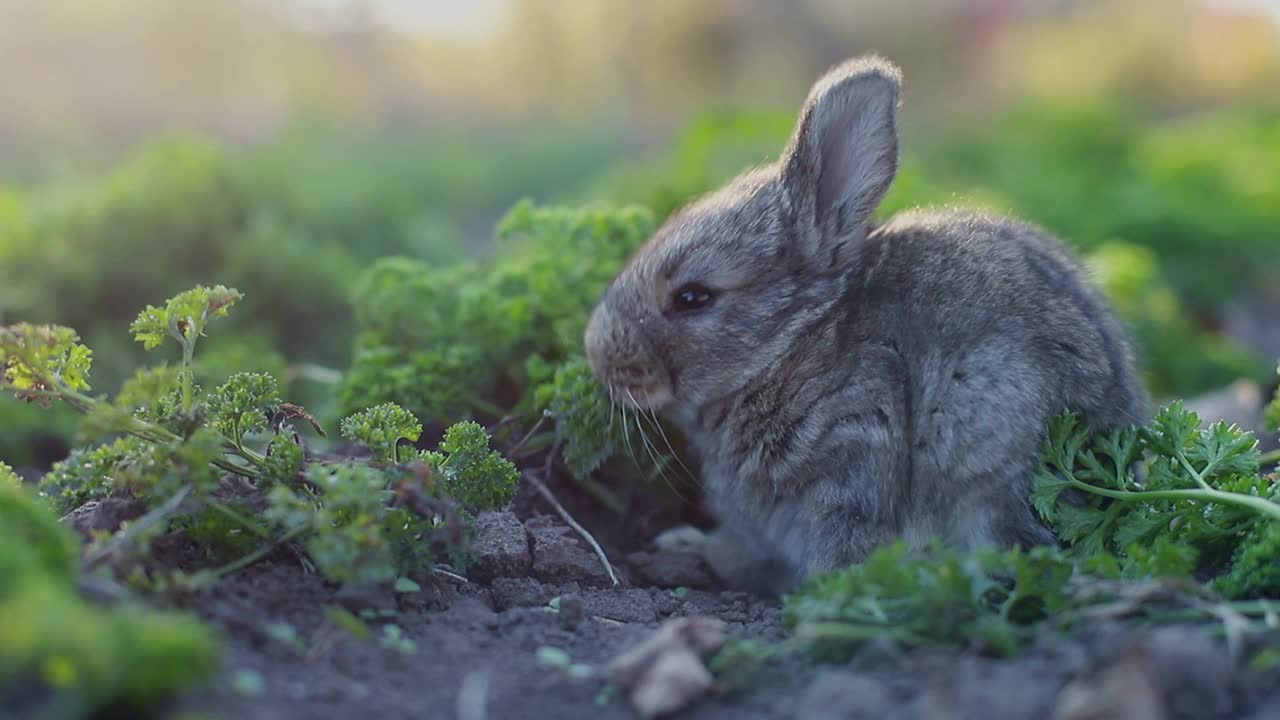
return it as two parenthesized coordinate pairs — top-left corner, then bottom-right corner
(780, 56), (901, 270)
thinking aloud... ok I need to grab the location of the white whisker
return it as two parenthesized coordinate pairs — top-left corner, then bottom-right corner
(626, 388), (687, 502)
(646, 406), (698, 488)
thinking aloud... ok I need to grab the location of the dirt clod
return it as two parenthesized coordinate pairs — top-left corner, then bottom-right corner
(470, 511), (533, 582)
(626, 550), (718, 590)
(526, 514), (618, 588)
(64, 496), (146, 539)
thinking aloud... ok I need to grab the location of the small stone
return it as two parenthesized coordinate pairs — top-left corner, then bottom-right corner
(526, 515), (615, 588)
(557, 593), (586, 629)
(468, 511), (532, 583)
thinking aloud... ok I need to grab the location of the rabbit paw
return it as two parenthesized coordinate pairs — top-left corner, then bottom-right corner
(653, 525), (712, 554)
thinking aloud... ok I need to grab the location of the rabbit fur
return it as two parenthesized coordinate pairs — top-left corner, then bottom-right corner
(584, 56), (1149, 595)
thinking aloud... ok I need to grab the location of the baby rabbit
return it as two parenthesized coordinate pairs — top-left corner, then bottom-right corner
(583, 56), (1149, 595)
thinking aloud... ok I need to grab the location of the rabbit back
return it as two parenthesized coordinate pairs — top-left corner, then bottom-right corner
(696, 208), (1149, 593)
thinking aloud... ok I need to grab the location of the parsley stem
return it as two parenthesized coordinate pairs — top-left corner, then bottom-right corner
(1064, 477), (1280, 522)
(1174, 450), (1216, 493)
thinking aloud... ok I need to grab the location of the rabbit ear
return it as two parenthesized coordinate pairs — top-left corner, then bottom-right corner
(780, 57), (901, 267)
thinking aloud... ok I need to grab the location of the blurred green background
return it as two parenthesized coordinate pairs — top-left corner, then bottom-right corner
(2, 0), (1278, 470)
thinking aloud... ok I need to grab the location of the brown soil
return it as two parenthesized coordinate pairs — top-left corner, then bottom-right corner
(149, 475), (1280, 720)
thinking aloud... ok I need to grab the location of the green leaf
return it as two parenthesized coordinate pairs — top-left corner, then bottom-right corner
(340, 402), (423, 464)
(207, 372), (280, 441)
(130, 285), (243, 351)
(1142, 401), (1199, 457)
(1185, 420), (1260, 480)
(1034, 399), (1278, 594)
(425, 421), (519, 511)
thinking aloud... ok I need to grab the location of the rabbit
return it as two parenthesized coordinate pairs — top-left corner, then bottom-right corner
(583, 55), (1150, 596)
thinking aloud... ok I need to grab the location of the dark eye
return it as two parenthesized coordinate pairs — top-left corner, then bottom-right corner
(672, 284), (715, 312)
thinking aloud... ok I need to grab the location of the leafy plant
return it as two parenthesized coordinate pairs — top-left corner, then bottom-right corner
(341, 402), (422, 464)
(1, 480), (218, 719)
(1033, 402), (1280, 597)
(715, 538), (1277, 684)
(782, 542), (1076, 659)
(1, 285), (518, 590)
(341, 202), (677, 508)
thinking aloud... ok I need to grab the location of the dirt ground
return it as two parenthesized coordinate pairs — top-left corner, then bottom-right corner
(154, 476), (1280, 720)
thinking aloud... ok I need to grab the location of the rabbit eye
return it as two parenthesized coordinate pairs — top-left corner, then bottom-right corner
(672, 284), (715, 312)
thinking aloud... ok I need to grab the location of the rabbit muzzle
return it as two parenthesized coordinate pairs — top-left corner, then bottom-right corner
(584, 302), (674, 411)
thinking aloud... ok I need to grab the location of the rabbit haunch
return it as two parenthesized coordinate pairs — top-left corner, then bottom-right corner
(584, 56), (1147, 595)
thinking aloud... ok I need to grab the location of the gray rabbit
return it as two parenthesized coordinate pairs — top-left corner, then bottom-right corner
(584, 56), (1149, 595)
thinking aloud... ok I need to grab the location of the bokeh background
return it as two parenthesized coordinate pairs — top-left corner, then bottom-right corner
(2, 0), (1279, 469)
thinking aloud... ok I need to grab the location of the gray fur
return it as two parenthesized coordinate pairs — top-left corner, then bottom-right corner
(583, 55), (1149, 595)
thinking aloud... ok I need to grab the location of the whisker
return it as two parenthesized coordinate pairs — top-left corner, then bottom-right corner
(645, 407), (699, 488)
(625, 389), (688, 502)
(619, 402), (640, 468)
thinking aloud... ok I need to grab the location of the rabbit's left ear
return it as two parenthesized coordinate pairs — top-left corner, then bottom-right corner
(780, 56), (901, 268)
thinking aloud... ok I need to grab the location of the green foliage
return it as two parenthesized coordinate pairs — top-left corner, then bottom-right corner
(341, 202), (655, 424)
(419, 420), (520, 511)
(267, 463), (412, 585)
(206, 372), (279, 443)
(1, 481), (218, 718)
(40, 437), (146, 514)
(0, 287), (514, 593)
(783, 543), (1075, 659)
(0, 481), (79, 579)
(340, 202), (671, 504)
(130, 285), (242, 352)
(341, 402), (423, 464)
(536, 357), (623, 479)
(0, 323), (93, 396)
(1033, 402), (1280, 597)
(1216, 522), (1280, 600)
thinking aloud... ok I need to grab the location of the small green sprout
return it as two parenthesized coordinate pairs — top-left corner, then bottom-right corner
(129, 285), (242, 351)
(207, 372), (280, 445)
(340, 402), (423, 464)
(419, 421), (518, 511)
